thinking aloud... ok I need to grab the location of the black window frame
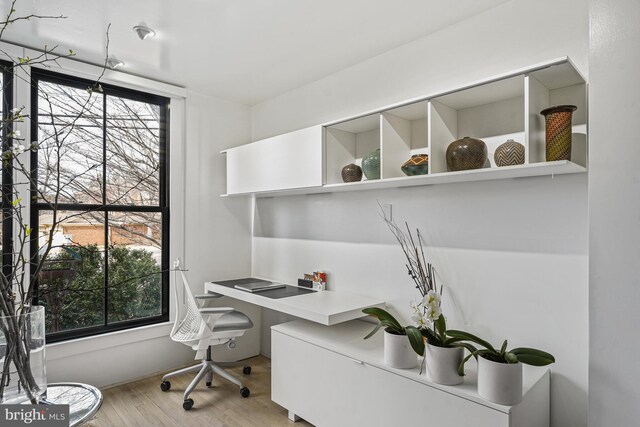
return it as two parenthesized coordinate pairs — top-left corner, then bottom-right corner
(1, 60), (13, 279)
(30, 68), (170, 343)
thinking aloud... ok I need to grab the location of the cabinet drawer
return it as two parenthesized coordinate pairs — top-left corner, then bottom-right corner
(226, 125), (323, 194)
(272, 329), (508, 427)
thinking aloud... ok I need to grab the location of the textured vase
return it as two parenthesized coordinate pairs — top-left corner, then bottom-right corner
(540, 105), (577, 161)
(424, 343), (464, 385)
(383, 330), (418, 369)
(362, 148), (381, 180)
(341, 163), (362, 183)
(477, 357), (523, 405)
(401, 154), (429, 176)
(494, 139), (525, 167)
(0, 306), (47, 404)
(446, 137), (487, 171)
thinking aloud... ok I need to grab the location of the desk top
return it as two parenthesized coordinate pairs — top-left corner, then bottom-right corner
(205, 279), (385, 325)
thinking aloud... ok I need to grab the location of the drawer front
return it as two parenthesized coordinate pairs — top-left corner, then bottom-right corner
(271, 330), (508, 427)
(226, 125), (323, 194)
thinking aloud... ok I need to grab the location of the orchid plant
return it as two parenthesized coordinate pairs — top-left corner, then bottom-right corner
(363, 205), (466, 357)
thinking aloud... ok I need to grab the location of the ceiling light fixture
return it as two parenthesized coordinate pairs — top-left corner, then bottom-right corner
(106, 57), (124, 70)
(133, 25), (156, 40)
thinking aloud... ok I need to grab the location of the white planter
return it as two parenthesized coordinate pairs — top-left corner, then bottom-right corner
(425, 343), (464, 385)
(477, 356), (523, 405)
(383, 330), (418, 369)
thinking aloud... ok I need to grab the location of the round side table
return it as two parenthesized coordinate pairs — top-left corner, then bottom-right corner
(42, 383), (103, 427)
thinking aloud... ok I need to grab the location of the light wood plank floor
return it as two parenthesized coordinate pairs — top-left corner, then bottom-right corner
(86, 356), (313, 427)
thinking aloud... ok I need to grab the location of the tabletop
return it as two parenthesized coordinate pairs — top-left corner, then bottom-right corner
(42, 382), (103, 427)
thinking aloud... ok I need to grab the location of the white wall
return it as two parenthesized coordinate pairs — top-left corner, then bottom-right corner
(251, 1), (589, 426)
(47, 91), (255, 386)
(588, 1), (640, 425)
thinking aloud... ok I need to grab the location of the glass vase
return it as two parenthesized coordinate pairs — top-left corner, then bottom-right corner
(0, 305), (47, 404)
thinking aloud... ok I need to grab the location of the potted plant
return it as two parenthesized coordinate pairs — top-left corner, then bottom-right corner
(411, 291), (469, 385)
(362, 307), (423, 369)
(373, 205), (469, 384)
(448, 330), (555, 405)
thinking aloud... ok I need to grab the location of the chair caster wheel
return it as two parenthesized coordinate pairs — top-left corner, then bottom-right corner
(206, 381), (212, 387)
(183, 398), (194, 410)
(240, 387), (250, 398)
(242, 366), (251, 375)
(160, 381), (171, 392)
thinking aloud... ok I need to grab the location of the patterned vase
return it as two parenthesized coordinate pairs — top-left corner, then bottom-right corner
(341, 163), (362, 183)
(401, 154), (429, 176)
(540, 105), (577, 161)
(494, 139), (525, 167)
(362, 148), (381, 180)
(446, 137), (487, 171)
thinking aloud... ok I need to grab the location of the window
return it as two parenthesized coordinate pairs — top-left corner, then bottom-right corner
(1, 61), (13, 277)
(31, 69), (169, 342)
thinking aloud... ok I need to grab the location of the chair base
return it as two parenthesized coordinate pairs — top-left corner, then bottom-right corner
(161, 348), (250, 408)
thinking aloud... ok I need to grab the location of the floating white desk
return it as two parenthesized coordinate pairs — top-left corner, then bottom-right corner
(204, 279), (385, 325)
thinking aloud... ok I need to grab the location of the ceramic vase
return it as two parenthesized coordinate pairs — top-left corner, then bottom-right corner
(446, 137), (487, 171)
(540, 105), (577, 161)
(401, 154), (429, 176)
(362, 148), (381, 180)
(494, 139), (525, 167)
(424, 343), (464, 385)
(0, 306), (47, 404)
(383, 330), (418, 369)
(341, 163), (362, 183)
(477, 356), (523, 405)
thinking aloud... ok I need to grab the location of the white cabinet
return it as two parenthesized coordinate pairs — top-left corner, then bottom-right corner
(272, 320), (549, 427)
(224, 125), (323, 195)
(223, 57), (586, 198)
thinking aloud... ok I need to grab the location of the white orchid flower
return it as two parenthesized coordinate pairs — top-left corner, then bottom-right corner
(12, 130), (21, 138)
(423, 290), (441, 308)
(426, 304), (442, 322)
(412, 311), (428, 329)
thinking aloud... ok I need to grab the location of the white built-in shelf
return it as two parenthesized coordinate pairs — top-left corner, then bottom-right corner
(222, 56), (587, 198)
(221, 160), (585, 197)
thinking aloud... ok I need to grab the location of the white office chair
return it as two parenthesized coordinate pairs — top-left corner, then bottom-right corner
(160, 260), (254, 410)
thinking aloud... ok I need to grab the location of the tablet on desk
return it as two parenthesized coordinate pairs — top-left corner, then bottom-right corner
(234, 282), (286, 293)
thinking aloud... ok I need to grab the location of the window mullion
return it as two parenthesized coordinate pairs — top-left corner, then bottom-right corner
(102, 92), (109, 327)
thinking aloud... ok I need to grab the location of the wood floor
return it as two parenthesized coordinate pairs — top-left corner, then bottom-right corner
(86, 356), (313, 427)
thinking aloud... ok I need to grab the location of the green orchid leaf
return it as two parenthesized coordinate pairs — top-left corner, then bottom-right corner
(362, 307), (403, 330)
(500, 339), (508, 355)
(511, 347), (555, 366)
(363, 322), (383, 340)
(435, 314), (446, 339)
(405, 326), (425, 356)
(458, 350), (480, 376)
(447, 330), (497, 353)
(504, 351), (518, 363)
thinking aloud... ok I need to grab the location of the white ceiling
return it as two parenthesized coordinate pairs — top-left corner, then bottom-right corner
(0, 0), (510, 105)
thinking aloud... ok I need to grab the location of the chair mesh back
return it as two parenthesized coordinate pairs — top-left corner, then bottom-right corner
(170, 266), (211, 344)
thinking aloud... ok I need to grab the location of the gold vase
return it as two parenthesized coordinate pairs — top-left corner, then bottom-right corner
(540, 105), (577, 161)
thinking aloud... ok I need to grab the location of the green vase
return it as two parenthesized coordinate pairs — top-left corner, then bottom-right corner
(362, 148), (381, 180)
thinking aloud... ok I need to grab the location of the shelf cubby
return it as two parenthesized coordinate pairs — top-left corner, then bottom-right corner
(526, 62), (587, 167)
(325, 114), (380, 184)
(429, 75), (526, 173)
(381, 101), (429, 179)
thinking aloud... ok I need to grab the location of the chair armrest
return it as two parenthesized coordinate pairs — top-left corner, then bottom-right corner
(199, 307), (234, 315)
(195, 293), (223, 299)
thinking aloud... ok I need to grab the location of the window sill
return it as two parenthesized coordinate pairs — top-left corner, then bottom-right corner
(46, 321), (173, 361)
